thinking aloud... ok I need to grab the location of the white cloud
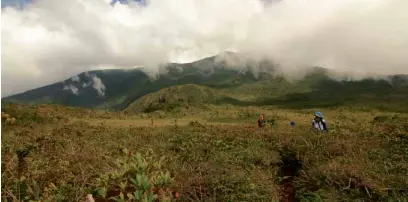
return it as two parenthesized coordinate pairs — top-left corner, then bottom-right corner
(2, 0), (408, 97)
(91, 75), (106, 96)
(82, 82), (91, 88)
(63, 84), (79, 95)
(71, 75), (80, 82)
(78, 73), (106, 95)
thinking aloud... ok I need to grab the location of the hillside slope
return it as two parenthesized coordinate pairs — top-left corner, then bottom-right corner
(3, 53), (408, 111)
(3, 69), (152, 109)
(1, 53), (275, 109)
(125, 84), (241, 113)
(266, 75), (408, 112)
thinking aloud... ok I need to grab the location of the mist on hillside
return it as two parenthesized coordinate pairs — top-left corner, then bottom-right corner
(2, 0), (408, 97)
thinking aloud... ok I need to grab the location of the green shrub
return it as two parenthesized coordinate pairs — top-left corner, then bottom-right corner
(93, 149), (176, 202)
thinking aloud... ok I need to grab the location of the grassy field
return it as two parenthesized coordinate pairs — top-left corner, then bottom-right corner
(1, 104), (408, 201)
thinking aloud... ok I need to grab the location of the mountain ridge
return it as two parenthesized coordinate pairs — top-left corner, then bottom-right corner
(3, 53), (408, 112)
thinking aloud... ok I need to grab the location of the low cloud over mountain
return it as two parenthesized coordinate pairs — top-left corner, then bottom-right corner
(2, 0), (408, 97)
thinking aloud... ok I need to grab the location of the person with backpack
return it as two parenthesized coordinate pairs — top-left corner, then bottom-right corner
(258, 114), (265, 128)
(312, 111), (328, 132)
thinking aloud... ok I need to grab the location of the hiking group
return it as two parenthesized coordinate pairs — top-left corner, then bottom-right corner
(257, 111), (328, 132)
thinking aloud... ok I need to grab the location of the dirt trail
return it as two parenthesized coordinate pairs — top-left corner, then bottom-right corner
(278, 148), (302, 202)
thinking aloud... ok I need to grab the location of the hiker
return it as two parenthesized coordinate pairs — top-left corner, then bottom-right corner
(312, 112), (328, 132)
(258, 114), (265, 128)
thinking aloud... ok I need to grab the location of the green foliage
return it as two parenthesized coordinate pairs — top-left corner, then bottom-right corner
(93, 149), (175, 202)
(3, 178), (72, 202)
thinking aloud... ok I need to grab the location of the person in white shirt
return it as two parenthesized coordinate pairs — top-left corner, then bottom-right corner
(312, 111), (328, 132)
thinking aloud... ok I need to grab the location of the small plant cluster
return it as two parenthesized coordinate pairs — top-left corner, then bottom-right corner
(93, 149), (178, 202)
(238, 109), (257, 119)
(265, 118), (276, 127)
(2, 178), (70, 202)
(1, 104), (55, 125)
(1, 111), (16, 124)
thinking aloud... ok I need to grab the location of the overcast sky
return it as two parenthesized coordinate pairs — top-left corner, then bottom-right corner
(2, 0), (408, 97)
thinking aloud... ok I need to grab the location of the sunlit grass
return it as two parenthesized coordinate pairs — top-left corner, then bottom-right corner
(1, 104), (407, 201)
